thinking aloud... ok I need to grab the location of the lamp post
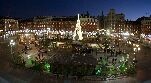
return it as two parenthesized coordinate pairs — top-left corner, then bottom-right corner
(10, 39), (15, 54)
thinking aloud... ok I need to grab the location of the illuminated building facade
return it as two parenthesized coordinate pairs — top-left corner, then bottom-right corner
(19, 19), (33, 30)
(98, 9), (125, 32)
(104, 9), (125, 31)
(137, 16), (151, 35)
(18, 13), (99, 39)
(115, 21), (141, 35)
(80, 12), (98, 32)
(0, 17), (18, 32)
(124, 21), (141, 36)
(0, 9), (145, 38)
(19, 16), (76, 31)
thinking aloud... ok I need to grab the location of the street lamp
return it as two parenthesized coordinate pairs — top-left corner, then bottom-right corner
(106, 29), (110, 36)
(10, 39), (15, 54)
(27, 55), (31, 59)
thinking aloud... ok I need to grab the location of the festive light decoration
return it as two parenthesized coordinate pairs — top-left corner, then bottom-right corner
(73, 14), (83, 40)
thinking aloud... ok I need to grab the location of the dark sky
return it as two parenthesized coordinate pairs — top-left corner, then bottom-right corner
(0, 0), (151, 20)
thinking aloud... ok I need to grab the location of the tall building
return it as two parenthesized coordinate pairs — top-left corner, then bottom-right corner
(98, 9), (142, 36)
(98, 11), (105, 29)
(104, 9), (125, 31)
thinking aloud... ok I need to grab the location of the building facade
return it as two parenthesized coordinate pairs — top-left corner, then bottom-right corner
(19, 13), (98, 33)
(0, 17), (18, 32)
(1, 9), (145, 37)
(138, 16), (151, 35)
(80, 13), (98, 32)
(104, 9), (125, 31)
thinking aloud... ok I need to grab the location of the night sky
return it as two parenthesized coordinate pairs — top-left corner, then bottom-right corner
(0, 0), (151, 20)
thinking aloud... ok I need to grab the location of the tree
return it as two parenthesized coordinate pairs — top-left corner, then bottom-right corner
(107, 64), (117, 78)
(31, 60), (51, 73)
(43, 62), (51, 73)
(95, 56), (108, 78)
(118, 56), (129, 75)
